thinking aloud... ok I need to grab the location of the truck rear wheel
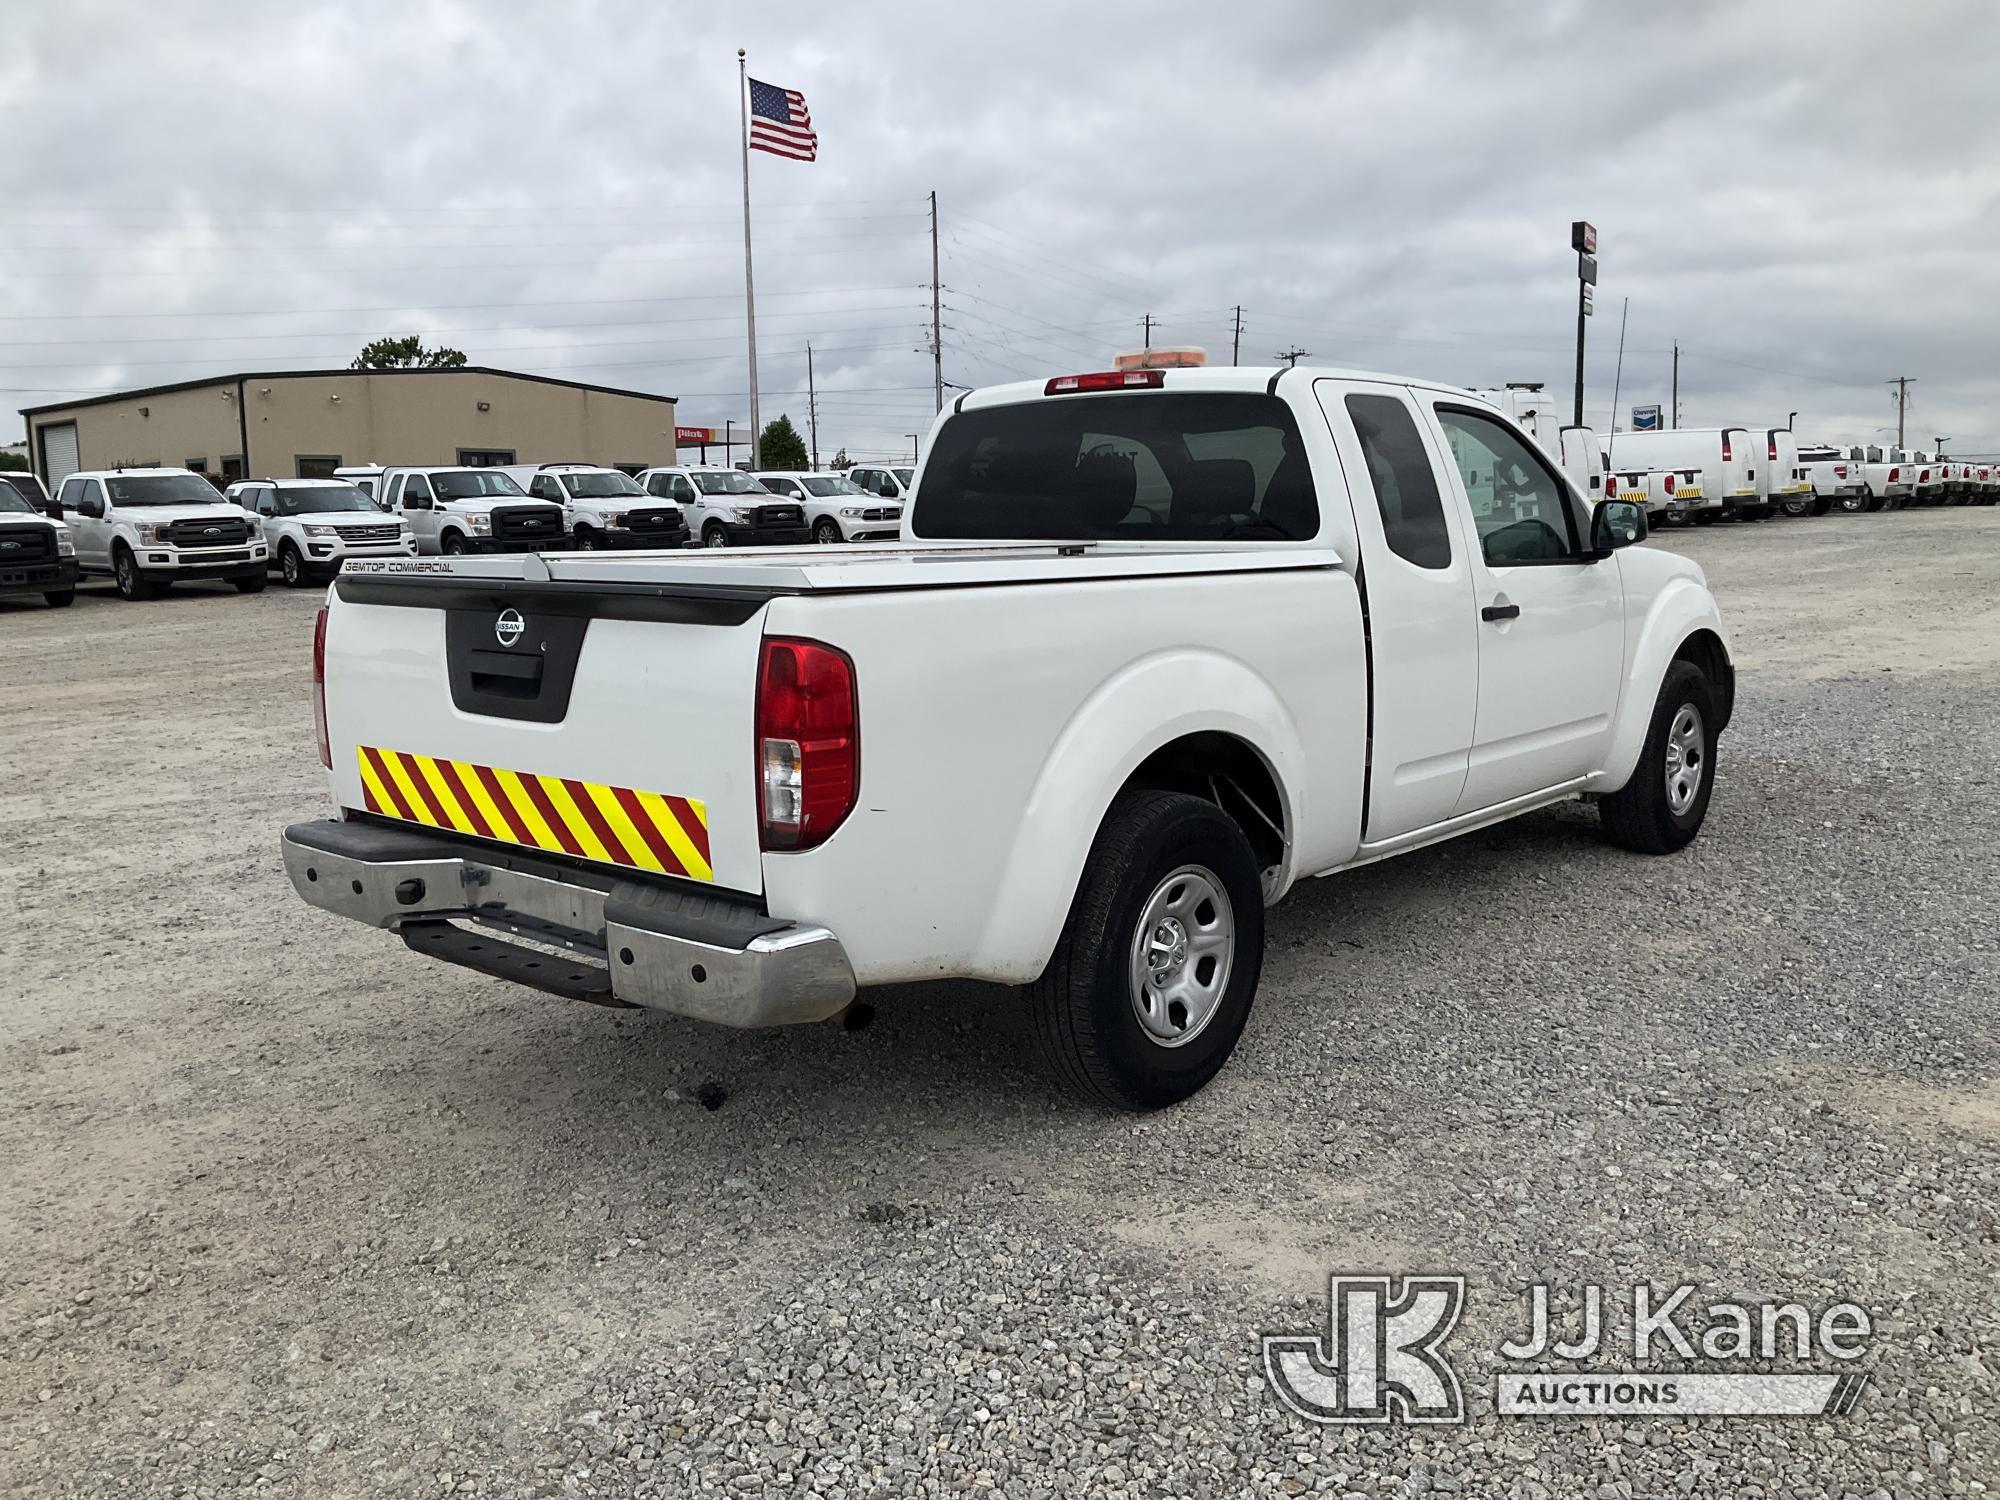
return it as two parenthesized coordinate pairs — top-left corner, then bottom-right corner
(1599, 660), (1717, 855)
(1025, 789), (1265, 1111)
(233, 572), (266, 593)
(44, 589), (74, 608)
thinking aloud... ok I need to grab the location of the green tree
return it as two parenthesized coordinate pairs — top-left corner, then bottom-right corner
(759, 414), (809, 471)
(830, 446), (851, 470)
(0, 449), (28, 472)
(351, 335), (469, 370)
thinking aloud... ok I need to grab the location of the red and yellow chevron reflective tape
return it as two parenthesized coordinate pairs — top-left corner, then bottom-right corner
(355, 746), (713, 883)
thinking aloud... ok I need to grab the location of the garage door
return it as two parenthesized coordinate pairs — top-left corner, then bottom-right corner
(39, 423), (79, 486)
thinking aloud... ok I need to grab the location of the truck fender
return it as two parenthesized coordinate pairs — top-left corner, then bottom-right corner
(971, 648), (1307, 985)
(1594, 578), (1733, 796)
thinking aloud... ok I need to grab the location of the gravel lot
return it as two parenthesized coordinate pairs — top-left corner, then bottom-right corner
(3, 511), (1996, 1499)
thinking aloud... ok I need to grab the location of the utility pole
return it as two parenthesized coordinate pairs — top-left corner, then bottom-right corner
(1670, 340), (1679, 429)
(905, 433), (919, 463)
(929, 189), (943, 414)
(1275, 347), (1311, 368)
(724, 419), (734, 469)
(1230, 305), (1243, 365)
(1889, 377), (1912, 448)
(806, 342), (820, 470)
(1141, 314), (1155, 350)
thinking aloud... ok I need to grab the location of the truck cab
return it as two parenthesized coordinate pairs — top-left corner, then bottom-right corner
(508, 464), (690, 550)
(51, 467), (269, 599)
(632, 466), (810, 548)
(226, 477), (417, 585)
(0, 477), (78, 608)
(379, 466), (566, 556)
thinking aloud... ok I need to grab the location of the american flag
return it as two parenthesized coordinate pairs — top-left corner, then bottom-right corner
(748, 77), (817, 161)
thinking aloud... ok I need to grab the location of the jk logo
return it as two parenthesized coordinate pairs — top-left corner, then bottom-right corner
(1264, 1275), (1467, 1425)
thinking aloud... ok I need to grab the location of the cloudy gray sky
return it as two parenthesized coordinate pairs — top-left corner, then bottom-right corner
(6, 0), (1998, 459)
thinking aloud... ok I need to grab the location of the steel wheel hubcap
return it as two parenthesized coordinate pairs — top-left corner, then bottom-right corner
(1663, 703), (1706, 816)
(1128, 864), (1235, 1048)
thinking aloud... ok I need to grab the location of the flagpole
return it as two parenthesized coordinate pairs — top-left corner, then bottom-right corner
(738, 47), (761, 470)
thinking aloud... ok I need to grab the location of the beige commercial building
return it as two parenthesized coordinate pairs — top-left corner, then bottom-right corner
(20, 367), (679, 488)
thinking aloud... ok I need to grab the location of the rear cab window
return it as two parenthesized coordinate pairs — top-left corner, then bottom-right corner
(915, 392), (1318, 541)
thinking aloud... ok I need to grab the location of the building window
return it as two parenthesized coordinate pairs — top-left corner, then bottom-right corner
(295, 454), (341, 479)
(221, 455), (245, 483)
(456, 448), (516, 468)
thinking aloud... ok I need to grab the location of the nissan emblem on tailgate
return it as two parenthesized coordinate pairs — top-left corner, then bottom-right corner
(495, 609), (526, 648)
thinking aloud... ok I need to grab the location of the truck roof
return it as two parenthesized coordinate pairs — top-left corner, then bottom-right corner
(953, 365), (1485, 413)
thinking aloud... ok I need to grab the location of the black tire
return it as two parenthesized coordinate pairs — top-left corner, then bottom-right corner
(112, 545), (156, 600)
(1810, 496), (1832, 516)
(441, 531), (467, 556)
(1780, 498), (1813, 518)
(703, 524), (730, 548)
(233, 572), (266, 593)
(44, 589), (74, 608)
(575, 525), (601, 550)
(1692, 510), (1717, 526)
(812, 518), (841, 545)
(1025, 789), (1266, 1111)
(1838, 493), (1868, 513)
(1599, 660), (1718, 855)
(279, 541), (308, 587)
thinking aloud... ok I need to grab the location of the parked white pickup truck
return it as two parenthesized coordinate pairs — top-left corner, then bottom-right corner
(281, 366), (1733, 1109)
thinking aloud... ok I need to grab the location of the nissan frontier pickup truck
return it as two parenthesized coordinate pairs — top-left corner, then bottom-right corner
(282, 365), (1733, 1110)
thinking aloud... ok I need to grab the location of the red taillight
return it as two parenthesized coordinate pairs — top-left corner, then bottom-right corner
(312, 605), (331, 770)
(1889, 467), (1900, 482)
(1664, 473), (1675, 495)
(1721, 433), (1733, 461)
(1834, 464), (1847, 477)
(1768, 437), (1778, 461)
(1604, 473), (1617, 499)
(1044, 370), (1165, 395)
(756, 637), (858, 851)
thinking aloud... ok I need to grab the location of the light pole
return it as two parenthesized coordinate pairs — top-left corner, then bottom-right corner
(906, 433), (920, 462)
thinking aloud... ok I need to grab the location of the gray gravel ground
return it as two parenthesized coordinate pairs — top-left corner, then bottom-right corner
(2, 509), (1996, 1498)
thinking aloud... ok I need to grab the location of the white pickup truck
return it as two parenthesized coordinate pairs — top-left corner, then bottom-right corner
(281, 365), (1733, 1109)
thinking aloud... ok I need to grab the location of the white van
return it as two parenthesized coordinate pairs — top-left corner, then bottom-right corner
(1759, 429), (1816, 517)
(1606, 429), (1759, 522)
(1474, 386), (1609, 503)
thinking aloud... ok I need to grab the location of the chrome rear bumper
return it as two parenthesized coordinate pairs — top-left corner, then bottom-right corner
(280, 818), (855, 1027)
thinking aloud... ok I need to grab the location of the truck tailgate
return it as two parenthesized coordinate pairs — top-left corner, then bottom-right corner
(322, 570), (767, 895)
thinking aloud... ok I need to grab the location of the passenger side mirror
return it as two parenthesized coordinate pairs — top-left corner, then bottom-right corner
(1590, 499), (1647, 554)
(44, 501), (63, 519)
(78, 498), (105, 519)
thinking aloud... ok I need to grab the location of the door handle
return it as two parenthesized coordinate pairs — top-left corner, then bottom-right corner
(1481, 603), (1520, 622)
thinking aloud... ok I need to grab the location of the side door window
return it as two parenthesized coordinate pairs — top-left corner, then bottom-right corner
(57, 478), (84, 516)
(1427, 401), (1623, 814)
(531, 476), (563, 502)
(1347, 393), (1452, 569)
(1433, 408), (1582, 565)
(669, 475), (698, 504)
(404, 476), (434, 510)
